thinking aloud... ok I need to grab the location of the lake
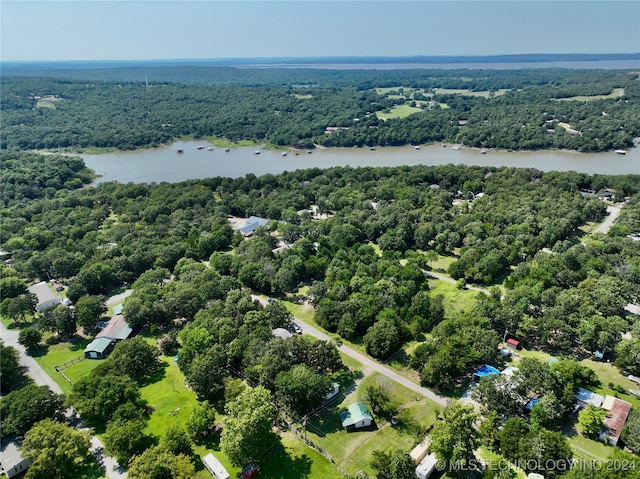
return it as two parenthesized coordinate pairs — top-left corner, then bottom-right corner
(82, 141), (640, 184)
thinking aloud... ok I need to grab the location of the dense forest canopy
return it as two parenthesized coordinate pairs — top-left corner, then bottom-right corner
(2, 67), (639, 151)
(2, 151), (639, 387)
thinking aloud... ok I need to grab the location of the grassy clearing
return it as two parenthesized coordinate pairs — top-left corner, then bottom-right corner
(476, 447), (528, 479)
(553, 88), (624, 102)
(301, 372), (442, 477)
(427, 280), (479, 314)
(433, 88), (509, 98)
(36, 96), (63, 109)
(292, 94), (313, 99)
(376, 104), (423, 120)
(581, 358), (640, 408)
(140, 355), (201, 439)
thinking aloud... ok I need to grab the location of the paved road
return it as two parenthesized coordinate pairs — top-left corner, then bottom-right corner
(593, 205), (622, 235)
(0, 321), (126, 479)
(254, 295), (448, 407)
(105, 289), (133, 306)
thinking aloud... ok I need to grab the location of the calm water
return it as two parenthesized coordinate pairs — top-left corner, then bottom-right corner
(82, 141), (640, 184)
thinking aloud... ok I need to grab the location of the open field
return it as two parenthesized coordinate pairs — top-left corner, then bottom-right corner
(376, 104), (423, 120)
(554, 88), (625, 102)
(301, 372), (442, 477)
(427, 279), (480, 314)
(433, 88), (510, 98)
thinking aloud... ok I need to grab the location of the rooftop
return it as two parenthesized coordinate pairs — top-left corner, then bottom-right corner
(474, 364), (501, 378)
(85, 337), (115, 354)
(28, 281), (60, 305)
(601, 397), (632, 445)
(576, 387), (604, 408)
(96, 314), (132, 341)
(340, 402), (373, 428)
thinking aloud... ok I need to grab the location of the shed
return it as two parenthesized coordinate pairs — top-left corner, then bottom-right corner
(237, 216), (269, 237)
(506, 338), (520, 349)
(0, 440), (32, 479)
(410, 438), (430, 464)
(84, 337), (115, 359)
(340, 402), (373, 431)
(96, 314), (132, 342)
(576, 387), (604, 409)
(600, 397), (631, 446)
(415, 452), (438, 479)
(202, 453), (230, 479)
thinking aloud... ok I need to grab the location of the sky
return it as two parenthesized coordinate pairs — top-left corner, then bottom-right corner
(1, 1), (639, 61)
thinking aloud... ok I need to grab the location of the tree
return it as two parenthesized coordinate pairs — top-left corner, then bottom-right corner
(577, 404), (607, 438)
(0, 384), (65, 439)
(275, 363), (332, 415)
(0, 276), (28, 299)
(107, 337), (161, 381)
(127, 445), (195, 479)
(161, 424), (193, 458)
(103, 420), (149, 466)
(363, 316), (400, 359)
(74, 295), (107, 332)
(220, 386), (277, 466)
(614, 338), (640, 375)
(68, 370), (141, 426)
(18, 328), (42, 352)
(1, 293), (37, 323)
(362, 380), (391, 416)
(371, 449), (416, 479)
(0, 341), (21, 392)
(185, 400), (217, 443)
(498, 418), (529, 461)
(39, 304), (76, 337)
(430, 402), (479, 468)
(620, 408), (640, 454)
(185, 345), (227, 402)
(478, 410), (501, 451)
(21, 419), (92, 479)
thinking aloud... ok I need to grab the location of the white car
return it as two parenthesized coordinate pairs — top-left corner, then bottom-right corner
(290, 322), (303, 334)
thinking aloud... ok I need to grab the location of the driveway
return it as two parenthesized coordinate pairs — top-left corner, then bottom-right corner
(0, 320), (126, 478)
(593, 205), (622, 235)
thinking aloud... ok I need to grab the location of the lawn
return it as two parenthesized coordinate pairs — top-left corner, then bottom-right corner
(300, 372), (443, 477)
(581, 358), (640, 408)
(376, 104), (423, 120)
(33, 337), (96, 394)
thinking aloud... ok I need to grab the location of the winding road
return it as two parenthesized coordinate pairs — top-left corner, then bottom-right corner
(593, 205), (622, 235)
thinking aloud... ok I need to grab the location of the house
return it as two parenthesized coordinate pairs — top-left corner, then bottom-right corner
(272, 328), (293, 340)
(599, 396), (631, 446)
(415, 452), (438, 479)
(84, 337), (115, 359)
(340, 402), (373, 431)
(237, 216), (269, 237)
(28, 281), (61, 313)
(96, 315), (132, 342)
(575, 387), (604, 409)
(202, 453), (230, 479)
(325, 382), (340, 401)
(0, 440), (32, 478)
(506, 338), (520, 350)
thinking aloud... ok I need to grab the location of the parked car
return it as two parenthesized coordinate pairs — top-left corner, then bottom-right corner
(290, 322), (302, 334)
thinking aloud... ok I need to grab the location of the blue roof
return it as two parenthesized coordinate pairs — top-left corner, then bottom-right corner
(474, 365), (501, 377)
(525, 398), (539, 410)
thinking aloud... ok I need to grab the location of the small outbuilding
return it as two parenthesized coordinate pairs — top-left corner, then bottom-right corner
(506, 338), (520, 350)
(202, 453), (230, 479)
(340, 402), (373, 431)
(84, 337), (115, 359)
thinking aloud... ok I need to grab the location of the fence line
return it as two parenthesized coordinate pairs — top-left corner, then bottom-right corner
(289, 424), (334, 463)
(56, 355), (85, 371)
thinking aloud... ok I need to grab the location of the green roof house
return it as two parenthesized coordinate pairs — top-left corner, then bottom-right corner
(84, 337), (115, 359)
(340, 402), (373, 431)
